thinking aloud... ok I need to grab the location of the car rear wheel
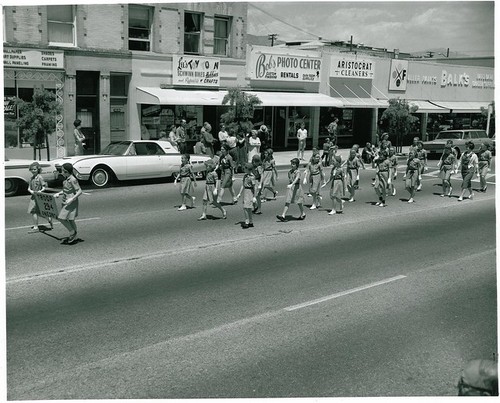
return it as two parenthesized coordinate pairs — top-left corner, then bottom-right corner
(91, 167), (112, 187)
(5, 178), (20, 197)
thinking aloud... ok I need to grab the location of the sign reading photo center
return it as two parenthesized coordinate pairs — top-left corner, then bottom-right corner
(247, 48), (321, 82)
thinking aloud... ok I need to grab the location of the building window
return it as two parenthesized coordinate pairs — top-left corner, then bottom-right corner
(48, 5), (75, 46)
(129, 5), (152, 51)
(184, 12), (202, 54)
(214, 17), (230, 56)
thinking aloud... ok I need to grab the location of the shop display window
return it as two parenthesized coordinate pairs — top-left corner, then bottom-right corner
(140, 104), (203, 140)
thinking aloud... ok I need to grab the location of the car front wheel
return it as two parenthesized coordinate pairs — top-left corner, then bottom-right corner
(5, 178), (20, 197)
(91, 167), (112, 187)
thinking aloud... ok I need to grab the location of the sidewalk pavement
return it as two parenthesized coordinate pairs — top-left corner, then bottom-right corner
(4, 145), (411, 168)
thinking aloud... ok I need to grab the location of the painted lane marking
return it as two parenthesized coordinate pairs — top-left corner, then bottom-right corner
(284, 275), (407, 311)
(6, 217), (101, 231)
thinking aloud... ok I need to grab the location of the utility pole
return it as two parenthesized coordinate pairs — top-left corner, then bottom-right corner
(268, 33), (278, 47)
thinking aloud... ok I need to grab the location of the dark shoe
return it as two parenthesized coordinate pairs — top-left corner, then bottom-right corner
(67, 232), (78, 244)
(276, 215), (286, 222)
(298, 214), (306, 220)
(248, 223), (254, 227)
(242, 223), (249, 229)
(254, 211), (262, 215)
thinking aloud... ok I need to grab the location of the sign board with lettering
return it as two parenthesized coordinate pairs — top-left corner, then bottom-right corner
(330, 56), (375, 79)
(4, 47), (64, 69)
(388, 59), (409, 91)
(172, 55), (220, 87)
(247, 49), (321, 82)
(34, 191), (61, 219)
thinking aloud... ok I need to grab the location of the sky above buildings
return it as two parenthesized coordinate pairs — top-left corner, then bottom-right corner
(247, 1), (495, 55)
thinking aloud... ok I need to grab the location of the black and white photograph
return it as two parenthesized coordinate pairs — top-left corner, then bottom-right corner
(2, 0), (497, 400)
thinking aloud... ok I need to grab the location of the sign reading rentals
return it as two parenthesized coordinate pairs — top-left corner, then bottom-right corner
(173, 55), (220, 87)
(248, 49), (321, 82)
(4, 47), (64, 69)
(330, 56), (375, 79)
(389, 59), (409, 91)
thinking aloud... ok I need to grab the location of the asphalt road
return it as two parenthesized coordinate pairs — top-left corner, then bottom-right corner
(5, 159), (497, 399)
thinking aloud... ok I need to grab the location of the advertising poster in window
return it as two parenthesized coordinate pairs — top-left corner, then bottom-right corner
(172, 55), (220, 87)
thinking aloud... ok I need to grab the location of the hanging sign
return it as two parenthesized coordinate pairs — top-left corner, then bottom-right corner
(247, 50), (321, 82)
(173, 55), (220, 87)
(4, 47), (64, 69)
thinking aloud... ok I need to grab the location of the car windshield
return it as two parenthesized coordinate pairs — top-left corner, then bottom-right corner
(99, 142), (131, 156)
(435, 132), (461, 140)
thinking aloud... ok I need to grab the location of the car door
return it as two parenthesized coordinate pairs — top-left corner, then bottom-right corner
(126, 142), (164, 179)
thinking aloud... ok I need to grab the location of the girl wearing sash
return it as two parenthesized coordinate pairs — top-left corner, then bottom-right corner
(276, 158), (305, 222)
(237, 163), (259, 229)
(477, 142), (492, 192)
(303, 153), (324, 209)
(438, 145), (457, 197)
(457, 141), (478, 201)
(374, 150), (391, 207)
(198, 160), (226, 221)
(176, 154), (196, 211)
(405, 150), (421, 203)
(217, 145), (237, 204)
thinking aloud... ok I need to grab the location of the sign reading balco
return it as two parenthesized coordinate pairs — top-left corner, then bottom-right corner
(251, 52), (321, 82)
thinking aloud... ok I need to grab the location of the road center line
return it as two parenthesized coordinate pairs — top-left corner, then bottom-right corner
(284, 275), (407, 311)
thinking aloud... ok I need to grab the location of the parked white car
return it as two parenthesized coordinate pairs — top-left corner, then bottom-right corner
(4, 158), (59, 197)
(53, 140), (210, 187)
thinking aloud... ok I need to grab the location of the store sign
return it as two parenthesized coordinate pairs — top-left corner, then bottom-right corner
(173, 55), (220, 87)
(3, 47), (64, 69)
(388, 59), (408, 91)
(248, 51), (321, 82)
(4, 96), (16, 118)
(330, 56), (374, 79)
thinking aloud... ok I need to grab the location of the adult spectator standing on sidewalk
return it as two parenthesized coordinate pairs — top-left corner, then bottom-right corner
(176, 119), (188, 154)
(168, 124), (178, 149)
(73, 119), (86, 156)
(327, 117), (339, 145)
(226, 130), (239, 170)
(258, 125), (271, 159)
(218, 123), (229, 151)
(296, 122), (308, 160)
(200, 122), (215, 157)
(247, 129), (261, 162)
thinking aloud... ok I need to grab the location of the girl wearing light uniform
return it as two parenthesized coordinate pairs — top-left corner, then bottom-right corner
(457, 141), (479, 201)
(477, 142), (492, 192)
(437, 145), (457, 197)
(237, 162), (259, 228)
(387, 147), (398, 196)
(322, 155), (345, 215)
(198, 160), (226, 221)
(217, 145), (238, 204)
(303, 152), (324, 209)
(405, 150), (421, 203)
(276, 158), (306, 222)
(373, 150), (391, 207)
(345, 149), (361, 202)
(251, 154), (264, 215)
(261, 148), (278, 201)
(176, 154), (196, 211)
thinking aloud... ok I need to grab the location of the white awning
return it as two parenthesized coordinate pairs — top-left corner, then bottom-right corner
(340, 97), (389, 108)
(428, 101), (490, 113)
(137, 87), (227, 105)
(247, 91), (343, 107)
(409, 100), (450, 113)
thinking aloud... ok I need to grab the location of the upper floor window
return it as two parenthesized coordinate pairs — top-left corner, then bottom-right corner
(214, 17), (230, 56)
(129, 5), (152, 51)
(184, 12), (202, 54)
(48, 5), (75, 46)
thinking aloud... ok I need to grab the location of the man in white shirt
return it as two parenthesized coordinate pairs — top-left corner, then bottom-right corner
(297, 122), (308, 160)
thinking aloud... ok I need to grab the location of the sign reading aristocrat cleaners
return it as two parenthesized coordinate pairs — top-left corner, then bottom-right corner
(248, 49), (321, 82)
(330, 56), (375, 79)
(172, 55), (220, 87)
(3, 47), (64, 69)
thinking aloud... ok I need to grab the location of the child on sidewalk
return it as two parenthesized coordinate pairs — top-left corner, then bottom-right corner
(321, 137), (332, 166)
(276, 158), (306, 221)
(198, 160), (226, 221)
(237, 163), (259, 228)
(27, 162), (53, 233)
(176, 154), (196, 211)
